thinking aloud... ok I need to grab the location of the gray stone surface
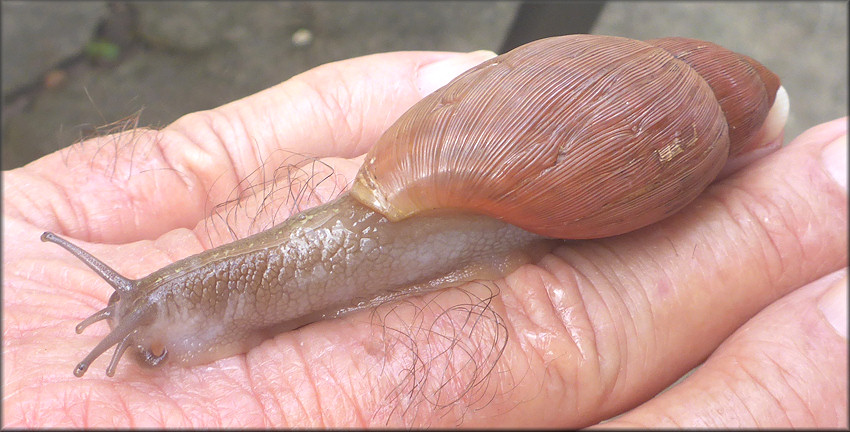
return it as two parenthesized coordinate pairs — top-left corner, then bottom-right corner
(137, 1), (231, 51)
(593, 1), (847, 143)
(2, 1), (846, 170)
(2, 1), (518, 169)
(1, 1), (107, 93)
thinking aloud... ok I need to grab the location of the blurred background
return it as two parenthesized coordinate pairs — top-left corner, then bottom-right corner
(2, 1), (847, 170)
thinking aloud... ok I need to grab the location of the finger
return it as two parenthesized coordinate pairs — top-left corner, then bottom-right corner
(597, 268), (848, 428)
(717, 85), (790, 180)
(5, 50), (496, 244)
(490, 117), (846, 426)
(338, 117), (843, 427)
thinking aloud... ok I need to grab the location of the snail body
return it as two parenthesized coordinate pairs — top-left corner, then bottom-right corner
(42, 34), (781, 377)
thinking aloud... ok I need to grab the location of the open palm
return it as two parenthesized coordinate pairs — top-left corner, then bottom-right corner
(3, 50), (847, 428)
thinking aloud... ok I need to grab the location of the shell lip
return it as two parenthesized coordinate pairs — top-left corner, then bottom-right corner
(350, 175), (407, 221)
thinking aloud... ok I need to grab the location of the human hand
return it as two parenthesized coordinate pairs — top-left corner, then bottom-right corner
(3, 49), (847, 428)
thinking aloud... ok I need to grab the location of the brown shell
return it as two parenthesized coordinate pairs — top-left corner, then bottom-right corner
(350, 34), (780, 239)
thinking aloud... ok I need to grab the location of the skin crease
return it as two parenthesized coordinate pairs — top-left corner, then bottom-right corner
(2, 49), (847, 428)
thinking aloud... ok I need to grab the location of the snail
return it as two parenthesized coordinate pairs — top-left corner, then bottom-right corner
(42, 34), (782, 377)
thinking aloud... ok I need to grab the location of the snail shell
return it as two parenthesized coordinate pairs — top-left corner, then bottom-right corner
(351, 34), (780, 238)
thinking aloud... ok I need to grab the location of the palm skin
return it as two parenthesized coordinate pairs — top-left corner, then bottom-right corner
(3, 50), (847, 428)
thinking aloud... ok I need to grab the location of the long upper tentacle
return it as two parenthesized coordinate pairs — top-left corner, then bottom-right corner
(41, 232), (134, 293)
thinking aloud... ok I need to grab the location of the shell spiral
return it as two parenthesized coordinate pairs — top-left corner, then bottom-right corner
(350, 34), (780, 239)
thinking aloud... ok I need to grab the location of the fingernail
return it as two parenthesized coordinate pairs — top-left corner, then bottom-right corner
(818, 272), (848, 339)
(762, 86), (790, 147)
(717, 86), (789, 179)
(417, 50), (497, 96)
(821, 133), (848, 190)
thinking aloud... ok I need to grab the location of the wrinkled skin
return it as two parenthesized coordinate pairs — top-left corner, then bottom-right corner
(3, 50), (847, 428)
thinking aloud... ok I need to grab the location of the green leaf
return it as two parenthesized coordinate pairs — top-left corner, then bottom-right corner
(84, 40), (120, 62)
